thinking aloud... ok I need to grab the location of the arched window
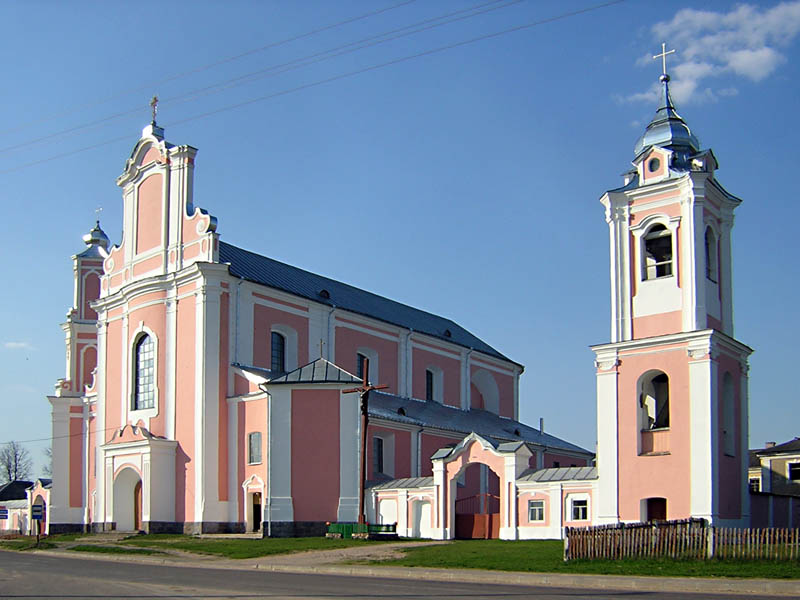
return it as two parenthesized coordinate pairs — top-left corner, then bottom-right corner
(134, 335), (155, 410)
(643, 224), (673, 280)
(705, 227), (718, 282)
(270, 332), (285, 373)
(722, 372), (736, 456)
(639, 372), (669, 430)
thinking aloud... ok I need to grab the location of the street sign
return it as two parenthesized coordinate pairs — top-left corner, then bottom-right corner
(0, 508), (8, 520)
(31, 505), (43, 520)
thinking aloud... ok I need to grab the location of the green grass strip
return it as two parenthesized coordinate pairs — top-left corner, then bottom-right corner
(378, 540), (800, 580)
(68, 544), (165, 555)
(121, 535), (393, 559)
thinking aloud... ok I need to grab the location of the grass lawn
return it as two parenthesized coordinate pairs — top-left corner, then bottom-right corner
(68, 544), (165, 556)
(376, 540), (800, 579)
(120, 534), (394, 560)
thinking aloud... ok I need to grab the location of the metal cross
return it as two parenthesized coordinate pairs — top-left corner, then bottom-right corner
(653, 42), (675, 77)
(343, 357), (388, 525)
(149, 95), (159, 125)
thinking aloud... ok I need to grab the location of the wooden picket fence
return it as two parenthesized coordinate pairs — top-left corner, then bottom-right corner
(564, 519), (800, 561)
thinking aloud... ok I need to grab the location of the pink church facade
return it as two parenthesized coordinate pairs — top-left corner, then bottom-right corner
(46, 121), (591, 535)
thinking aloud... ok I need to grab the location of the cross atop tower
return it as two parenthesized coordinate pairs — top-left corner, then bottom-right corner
(150, 95), (159, 126)
(653, 42), (675, 78)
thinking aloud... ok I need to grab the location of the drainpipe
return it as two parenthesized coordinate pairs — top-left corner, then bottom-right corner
(465, 348), (474, 410)
(325, 306), (336, 360)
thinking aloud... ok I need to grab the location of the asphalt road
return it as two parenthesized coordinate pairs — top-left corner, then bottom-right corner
(0, 550), (785, 599)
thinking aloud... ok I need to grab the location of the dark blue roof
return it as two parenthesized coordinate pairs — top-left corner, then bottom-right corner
(368, 391), (592, 456)
(219, 241), (514, 363)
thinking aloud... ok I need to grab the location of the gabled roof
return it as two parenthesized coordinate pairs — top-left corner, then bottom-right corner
(262, 358), (361, 385)
(0, 480), (34, 501)
(756, 438), (800, 456)
(368, 391), (592, 456)
(517, 466), (597, 483)
(219, 242), (514, 364)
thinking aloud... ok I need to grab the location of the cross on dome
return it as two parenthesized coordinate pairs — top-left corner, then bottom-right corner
(653, 42), (675, 79)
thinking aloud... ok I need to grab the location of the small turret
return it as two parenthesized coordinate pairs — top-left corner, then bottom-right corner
(79, 220), (110, 257)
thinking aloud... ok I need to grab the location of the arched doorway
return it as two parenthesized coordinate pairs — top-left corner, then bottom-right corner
(113, 467), (142, 531)
(454, 463), (500, 539)
(31, 496), (47, 536)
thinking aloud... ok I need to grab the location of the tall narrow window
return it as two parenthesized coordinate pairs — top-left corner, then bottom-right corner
(248, 432), (262, 464)
(373, 436), (384, 475)
(425, 369), (434, 401)
(356, 352), (367, 381)
(643, 224), (673, 280)
(134, 335), (155, 410)
(270, 332), (285, 373)
(705, 227), (718, 282)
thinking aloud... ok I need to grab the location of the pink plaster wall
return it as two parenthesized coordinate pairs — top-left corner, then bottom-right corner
(136, 173), (163, 255)
(82, 271), (100, 319)
(412, 345), (460, 406)
(616, 348), (692, 521)
(252, 304), (309, 369)
(141, 146), (161, 165)
(630, 196), (682, 224)
(69, 416), (83, 508)
(543, 453), (587, 468)
(175, 295), (196, 522)
(419, 433), (461, 476)
(367, 425), (411, 480)
(632, 311), (683, 339)
(132, 254), (163, 277)
(335, 323), (398, 393)
(291, 389), (340, 521)
(470, 363), (515, 418)
(104, 319), (122, 443)
(518, 491), (550, 527)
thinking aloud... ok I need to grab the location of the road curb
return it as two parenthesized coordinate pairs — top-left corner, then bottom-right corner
(27, 549), (800, 597)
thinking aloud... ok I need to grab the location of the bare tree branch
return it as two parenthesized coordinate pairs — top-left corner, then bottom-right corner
(0, 441), (33, 483)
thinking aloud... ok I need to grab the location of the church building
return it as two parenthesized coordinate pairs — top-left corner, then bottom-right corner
(46, 118), (591, 535)
(46, 50), (752, 538)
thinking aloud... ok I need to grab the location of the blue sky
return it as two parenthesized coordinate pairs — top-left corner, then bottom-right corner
(1, 1), (798, 475)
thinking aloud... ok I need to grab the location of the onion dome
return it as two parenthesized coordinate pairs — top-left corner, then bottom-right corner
(634, 74), (700, 158)
(78, 220), (110, 257)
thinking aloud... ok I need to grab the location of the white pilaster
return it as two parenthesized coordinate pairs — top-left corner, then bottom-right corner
(594, 348), (619, 524)
(337, 391), (359, 521)
(688, 338), (715, 521)
(268, 387), (294, 521)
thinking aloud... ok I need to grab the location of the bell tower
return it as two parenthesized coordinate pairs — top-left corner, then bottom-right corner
(593, 46), (752, 527)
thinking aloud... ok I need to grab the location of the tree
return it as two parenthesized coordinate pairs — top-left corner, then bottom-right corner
(42, 445), (52, 477)
(0, 441), (33, 483)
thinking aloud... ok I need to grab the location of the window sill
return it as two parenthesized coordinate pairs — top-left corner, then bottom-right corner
(247, 461), (262, 466)
(638, 451), (671, 457)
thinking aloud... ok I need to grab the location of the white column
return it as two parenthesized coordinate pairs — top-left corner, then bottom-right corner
(500, 454), (519, 540)
(594, 349), (619, 524)
(688, 339), (715, 521)
(268, 387), (294, 521)
(95, 320), (107, 527)
(397, 489), (409, 537)
(432, 460), (447, 539)
(337, 391), (359, 521)
(165, 296), (177, 440)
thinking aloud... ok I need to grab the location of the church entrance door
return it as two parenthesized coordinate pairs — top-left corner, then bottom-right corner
(252, 492), (262, 532)
(112, 467), (142, 531)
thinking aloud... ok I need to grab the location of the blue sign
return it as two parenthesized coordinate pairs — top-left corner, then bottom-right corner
(0, 508), (8, 520)
(31, 505), (43, 520)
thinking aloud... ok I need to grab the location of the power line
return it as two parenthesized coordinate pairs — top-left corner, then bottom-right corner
(0, 0), (625, 175)
(0, 0), (418, 137)
(0, 0), (518, 156)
